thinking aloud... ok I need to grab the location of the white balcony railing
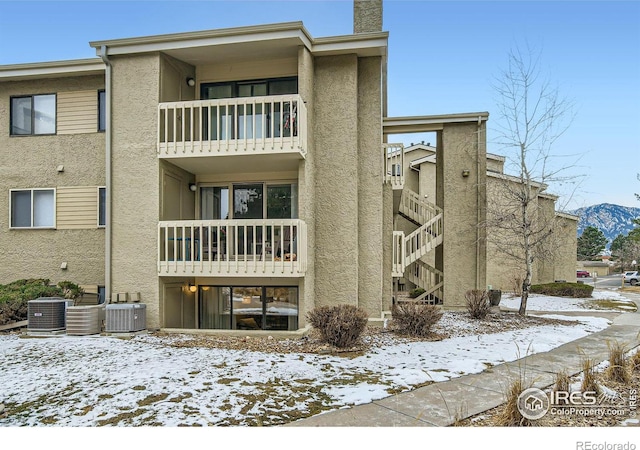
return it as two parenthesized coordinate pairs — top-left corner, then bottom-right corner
(158, 94), (307, 158)
(158, 219), (307, 277)
(383, 143), (404, 189)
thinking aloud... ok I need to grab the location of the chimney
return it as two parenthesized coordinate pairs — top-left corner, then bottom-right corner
(354, 0), (383, 33)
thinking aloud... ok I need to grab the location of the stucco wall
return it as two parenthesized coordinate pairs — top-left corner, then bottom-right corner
(0, 75), (105, 286)
(313, 54), (359, 308)
(437, 122), (487, 307)
(297, 46), (315, 326)
(110, 54), (162, 328)
(357, 56), (383, 318)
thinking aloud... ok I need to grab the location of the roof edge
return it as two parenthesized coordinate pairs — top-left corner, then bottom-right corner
(89, 21), (310, 49)
(0, 58), (105, 81)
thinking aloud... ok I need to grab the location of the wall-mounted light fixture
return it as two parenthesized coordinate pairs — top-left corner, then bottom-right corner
(188, 283), (197, 293)
(60, 262), (68, 270)
(186, 77), (195, 87)
(462, 169), (470, 178)
(188, 182), (197, 192)
(56, 165), (65, 173)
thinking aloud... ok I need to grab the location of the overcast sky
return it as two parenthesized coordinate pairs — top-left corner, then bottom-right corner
(1, 0), (638, 209)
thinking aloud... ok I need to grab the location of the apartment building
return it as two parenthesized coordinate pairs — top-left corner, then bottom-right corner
(394, 143), (578, 295)
(0, 0), (491, 332)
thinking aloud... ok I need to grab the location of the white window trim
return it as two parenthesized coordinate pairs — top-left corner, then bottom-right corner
(9, 188), (56, 229)
(97, 186), (106, 228)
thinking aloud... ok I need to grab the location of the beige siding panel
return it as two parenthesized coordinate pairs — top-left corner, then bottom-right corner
(57, 186), (99, 229)
(57, 90), (98, 134)
(197, 57), (297, 83)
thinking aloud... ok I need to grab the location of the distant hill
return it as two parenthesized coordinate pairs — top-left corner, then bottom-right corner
(569, 203), (640, 247)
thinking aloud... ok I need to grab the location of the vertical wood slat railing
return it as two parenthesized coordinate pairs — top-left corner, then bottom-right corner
(158, 219), (307, 277)
(157, 94), (306, 157)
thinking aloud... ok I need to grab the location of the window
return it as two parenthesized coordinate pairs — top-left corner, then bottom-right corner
(10, 189), (55, 228)
(98, 90), (106, 132)
(199, 286), (298, 331)
(10, 94), (56, 135)
(200, 182), (297, 220)
(200, 77), (297, 100)
(98, 187), (106, 227)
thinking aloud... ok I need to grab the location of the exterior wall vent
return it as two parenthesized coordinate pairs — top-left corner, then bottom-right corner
(27, 297), (71, 332)
(106, 304), (146, 332)
(66, 306), (102, 335)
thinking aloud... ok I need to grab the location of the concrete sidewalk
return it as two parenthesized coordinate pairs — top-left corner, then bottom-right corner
(287, 292), (640, 427)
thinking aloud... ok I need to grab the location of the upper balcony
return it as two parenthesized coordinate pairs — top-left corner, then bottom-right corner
(158, 94), (307, 159)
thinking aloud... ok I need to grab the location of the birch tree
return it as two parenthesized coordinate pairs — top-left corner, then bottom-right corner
(489, 45), (576, 315)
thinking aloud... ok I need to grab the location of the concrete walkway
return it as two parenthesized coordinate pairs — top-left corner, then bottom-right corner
(287, 291), (640, 427)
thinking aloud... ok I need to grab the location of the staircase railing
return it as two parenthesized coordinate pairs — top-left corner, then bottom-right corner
(399, 189), (442, 225)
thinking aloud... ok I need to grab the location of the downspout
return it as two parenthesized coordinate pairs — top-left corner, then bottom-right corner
(99, 45), (112, 305)
(476, 115), (482, 290)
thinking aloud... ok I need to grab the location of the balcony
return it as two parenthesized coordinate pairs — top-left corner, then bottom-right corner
(158, 219), (307, 277)
(158, 94), (307, 159)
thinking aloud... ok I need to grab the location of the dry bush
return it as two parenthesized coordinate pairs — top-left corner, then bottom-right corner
(553, 369), (570, 393)
(465, 289), (491, 319)
(496, 377), (536, 427)
(391, 302), (442, 337)
(306, 305), (368, 348)
(605, 341), (630, 383)
(511, 272), (524, 296)
(631, 349), (640, 373)
(580, 358), (600, 395)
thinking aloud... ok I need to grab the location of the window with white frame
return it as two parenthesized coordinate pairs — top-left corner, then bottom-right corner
(10, 189), (55, 228)
(98, 187), (106, 227)
(10, 94), (56, 135)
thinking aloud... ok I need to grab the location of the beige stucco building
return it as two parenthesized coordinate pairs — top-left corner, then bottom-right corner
(395, 143), (578, 295)
(0, 1), (506, 332)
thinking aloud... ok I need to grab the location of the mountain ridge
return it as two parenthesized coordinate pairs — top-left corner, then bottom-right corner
(569, 203), (640, 247)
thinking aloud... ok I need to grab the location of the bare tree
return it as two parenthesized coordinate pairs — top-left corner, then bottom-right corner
(489, 44), (577, 315)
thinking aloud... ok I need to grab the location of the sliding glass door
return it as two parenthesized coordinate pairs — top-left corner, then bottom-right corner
(198, 286), (298, 331)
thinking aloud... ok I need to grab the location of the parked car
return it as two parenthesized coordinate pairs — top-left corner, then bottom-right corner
(576, 270), (590, 278)
(623, 271), (639, 285)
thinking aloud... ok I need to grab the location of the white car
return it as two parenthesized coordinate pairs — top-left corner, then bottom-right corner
(623, 271), (639, 285)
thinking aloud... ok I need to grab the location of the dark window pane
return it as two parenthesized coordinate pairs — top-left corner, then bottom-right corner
(267, 185), (292, 219)
(269, 79), (297, 95)
(11, 97), (32, 135)
(233, 184), (263, 219)
(11, 190), (32, 227)
(202, 84), (233, 99)
(98, 187), (106, 226)
(98, 91), (106, 131)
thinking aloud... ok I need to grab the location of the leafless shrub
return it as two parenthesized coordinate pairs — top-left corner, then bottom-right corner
(306, 305), (368, 348)
(465, 289), (491, 319)
(605, 341), (630, 383)
(391, 302), (442, 337)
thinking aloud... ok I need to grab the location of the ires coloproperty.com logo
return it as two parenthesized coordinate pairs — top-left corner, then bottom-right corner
(517, 387), (637, 420)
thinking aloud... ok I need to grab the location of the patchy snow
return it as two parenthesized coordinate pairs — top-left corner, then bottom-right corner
(0, 309), (611, 427)
(501, 290), (637, 312)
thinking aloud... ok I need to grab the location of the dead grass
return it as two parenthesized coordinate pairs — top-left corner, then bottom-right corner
(580, 357), (600, 395)
(605, 341), (630, 384)
(495, 377), (537, 427)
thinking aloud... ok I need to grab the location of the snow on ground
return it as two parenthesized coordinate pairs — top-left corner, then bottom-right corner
(0, 304), (614, 427)
(501, 290), (637, 312)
